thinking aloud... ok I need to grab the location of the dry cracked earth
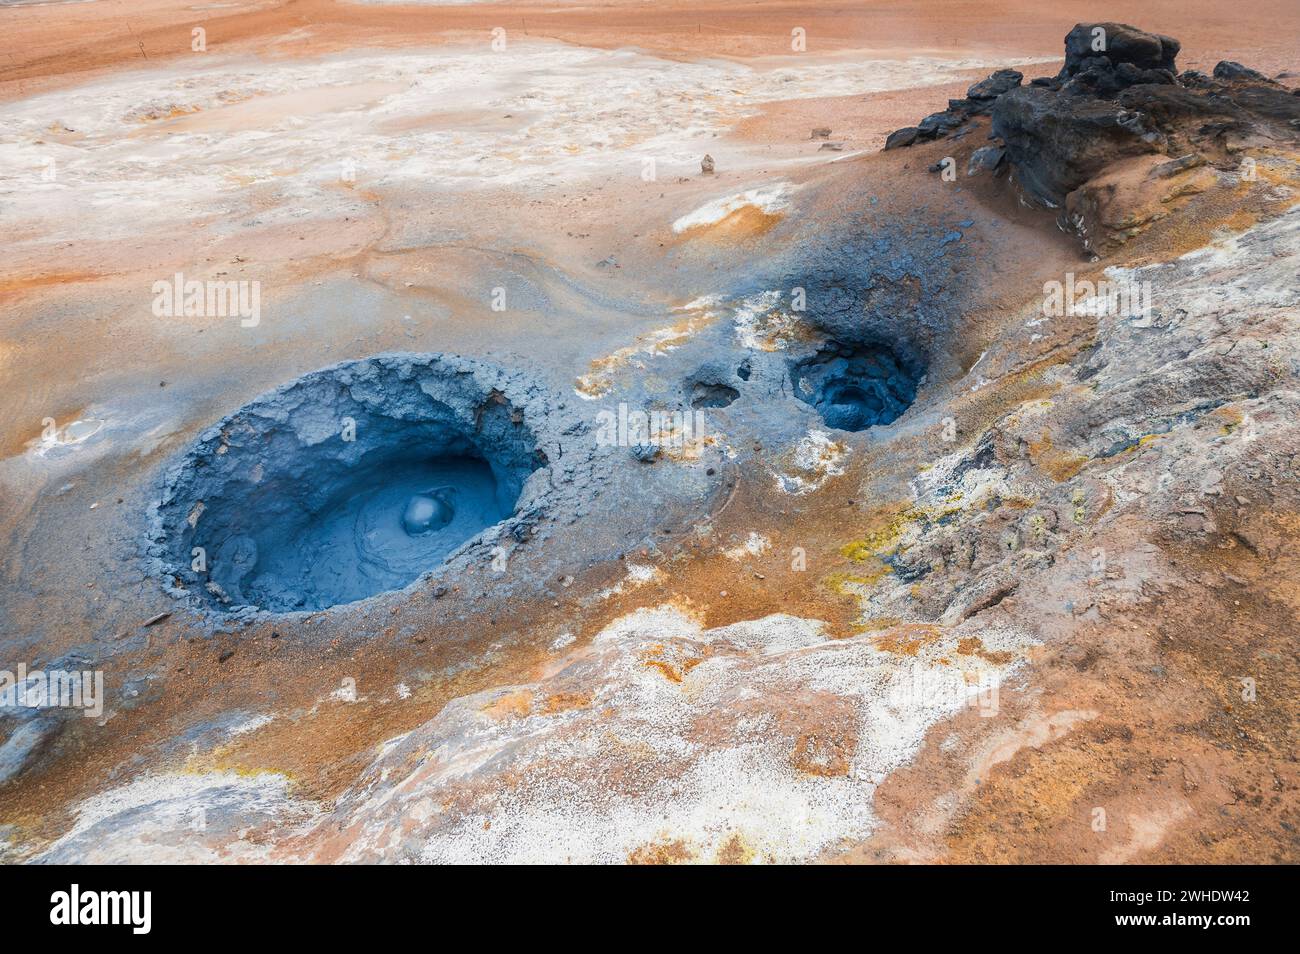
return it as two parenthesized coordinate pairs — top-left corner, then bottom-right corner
(0, 0), (1297, 864)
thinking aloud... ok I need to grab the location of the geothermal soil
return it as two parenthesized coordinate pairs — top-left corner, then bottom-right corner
(0, 0), (1297, 863)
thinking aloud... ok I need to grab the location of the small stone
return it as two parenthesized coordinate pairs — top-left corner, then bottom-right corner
(1152, 153), (1205, 178)
(218, 649), (235, 664)
(700, 154), (715, 175)
(966, 145), (1006, 176)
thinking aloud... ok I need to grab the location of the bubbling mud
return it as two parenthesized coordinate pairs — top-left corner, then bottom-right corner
(241, 454), (506, 612)
(150, 354), (550, 613)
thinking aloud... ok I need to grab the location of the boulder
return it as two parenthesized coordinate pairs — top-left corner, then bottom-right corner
(1062, 22), (1180, 77)
(883, 126), (920, 150)
(966, 145), (1006, 177)
(1176, 70), (1215, 89)
(917, 110), (965, 136)
(1213, 61), (1276, 84)
(991, 86), (1164, 206)
(967, 69), (1023, 101)
(1066, 153), (1215, 255)
(1062, 58), (1177, 98)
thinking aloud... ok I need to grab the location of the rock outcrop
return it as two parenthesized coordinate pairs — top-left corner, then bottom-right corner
(991, 89), (1165, 206)
(883, 69), (1023, 150)
(1065, 22), (1179, 72)
(883, 22), (1300, 252)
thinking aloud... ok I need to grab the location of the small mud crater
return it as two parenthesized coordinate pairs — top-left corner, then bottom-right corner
(148, 354), (570, 614)
(791, 341), (922, 432)
(690, 382), (740, 409)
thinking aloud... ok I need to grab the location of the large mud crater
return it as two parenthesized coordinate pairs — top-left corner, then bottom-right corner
(149, 354), (558, 614)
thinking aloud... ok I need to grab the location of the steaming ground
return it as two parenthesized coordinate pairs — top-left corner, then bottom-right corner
(1, 0), (1298, 864)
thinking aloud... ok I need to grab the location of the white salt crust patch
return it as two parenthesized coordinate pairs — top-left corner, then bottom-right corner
(595, 563), (665, 600)
(33, 771), (320, 864)
(672, 182), (795, 233)
(1, 43), (1046, 244)
(574, 297), (719, 399)
(723, 531), (771, 560)
(731, 289), (803, 351)
(29, 607), (1034, 864)
(310, 607), (1036, 863)
(774, 429), (849, 494)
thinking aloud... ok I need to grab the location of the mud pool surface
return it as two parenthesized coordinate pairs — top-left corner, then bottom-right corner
(240, 455), (503, 612)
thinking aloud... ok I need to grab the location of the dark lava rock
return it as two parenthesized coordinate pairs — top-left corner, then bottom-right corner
(991, 87), (1163, 206)
(880, 20), (1298, 246)
(966, 145), (1006, 176)
(1119, 80), (1300, 130)
(1213, 60), (1274, 84)
(1062, 22), (1179, 77)
(1062, 58), (1177, 98)
(790, 342), (921, 432)
(967, 69), (1023, 101)
(917, 111), (964, 136)
(883, 126), (920, 150)
(882, 69), (1020, 149)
